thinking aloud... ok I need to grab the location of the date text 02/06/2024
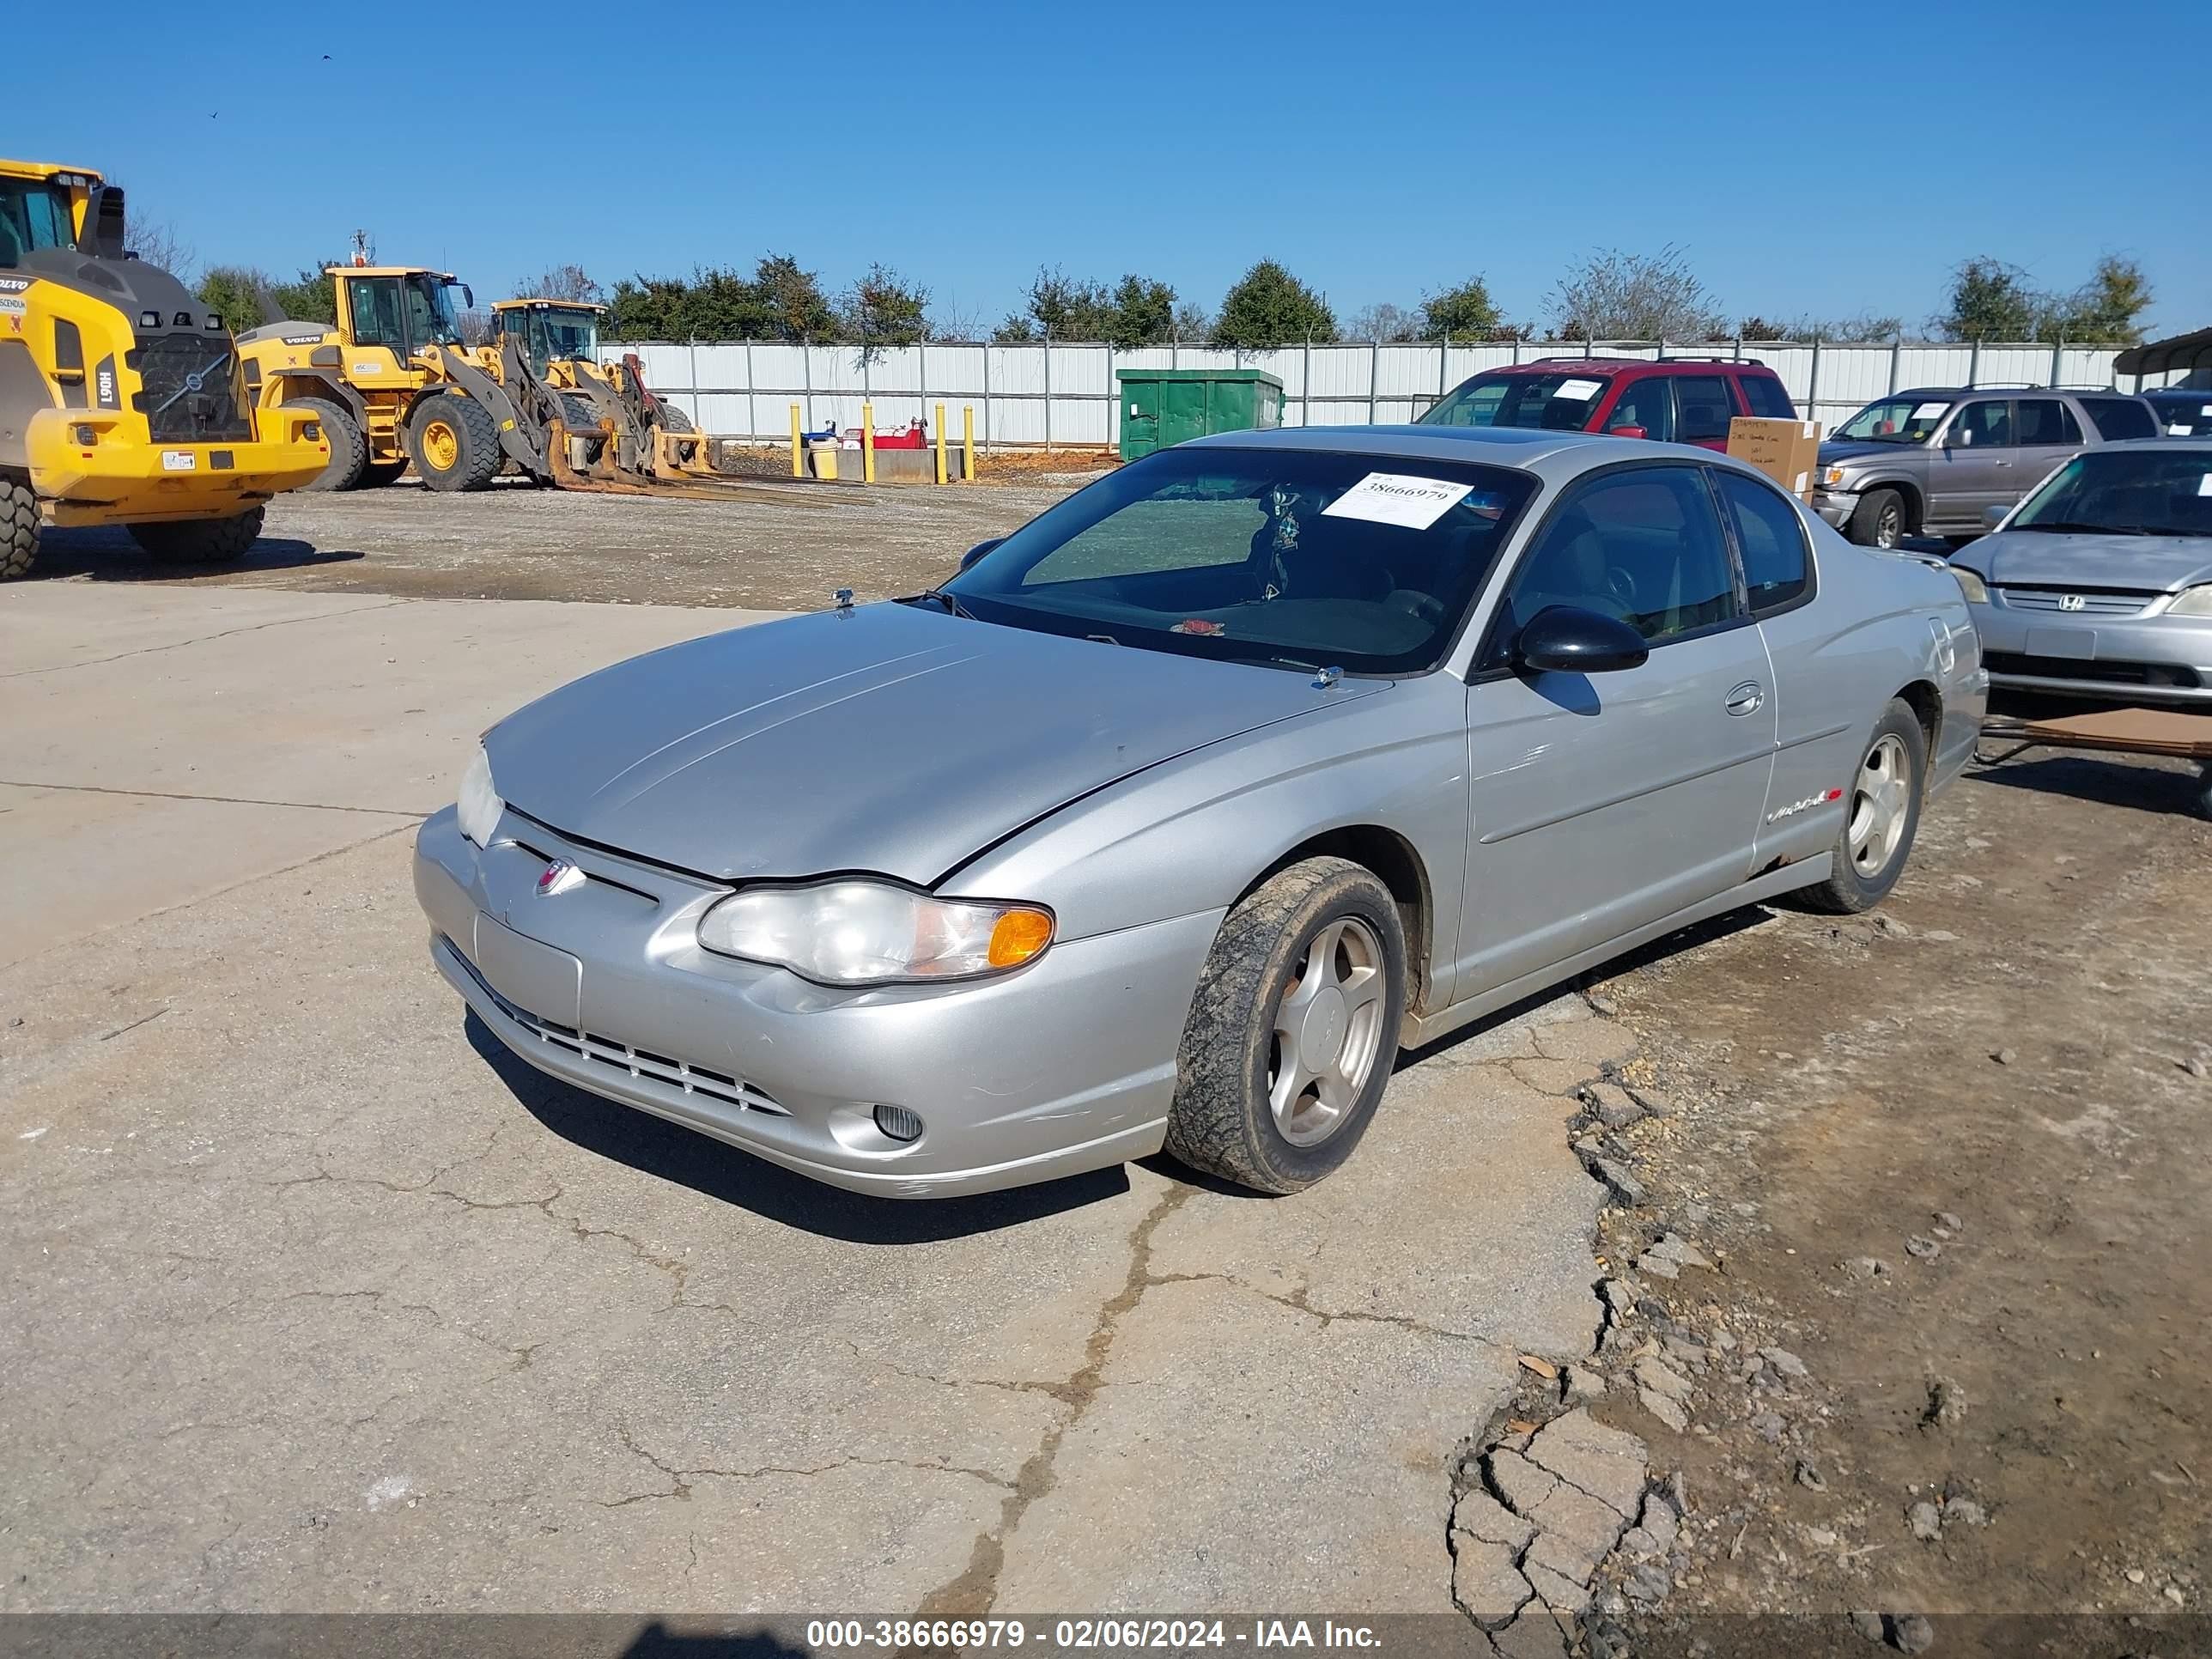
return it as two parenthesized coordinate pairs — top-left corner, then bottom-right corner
(803, 1619), (1384, 1650)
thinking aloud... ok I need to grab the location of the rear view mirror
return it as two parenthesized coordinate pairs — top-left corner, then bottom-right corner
(959, 538), (1002, 572)
(1515, 605), (1650, 675)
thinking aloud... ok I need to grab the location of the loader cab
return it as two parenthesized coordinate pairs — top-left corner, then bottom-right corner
(0, 162), (104, 266)
(331, 267), (471, 374)
(491, 300), (602, 374)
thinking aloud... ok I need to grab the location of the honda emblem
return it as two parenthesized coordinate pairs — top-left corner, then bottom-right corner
(2058, 594), (2087, 611)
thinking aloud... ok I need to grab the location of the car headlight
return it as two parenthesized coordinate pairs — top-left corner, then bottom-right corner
(698, 879), (1054, 986)
(456, 744), (504, 846)
(2170, 584), (2212, 617)
(1949, 567), (1990, 604)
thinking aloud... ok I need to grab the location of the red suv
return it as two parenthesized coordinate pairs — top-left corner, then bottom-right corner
(1417, 356), (1796, 450)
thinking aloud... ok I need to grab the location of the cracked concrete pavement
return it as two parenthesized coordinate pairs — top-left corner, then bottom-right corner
(2, 583), (1627, 1614)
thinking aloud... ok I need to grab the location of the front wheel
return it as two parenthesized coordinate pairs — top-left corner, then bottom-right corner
(2, 475), (39, 580)
(1847, 487), (1905, 550)
(407, 393), (502, 492)
(129, 507), (264, 564)
(1164, 856), (1407, 1194)
(1796, 699), (1927, 914)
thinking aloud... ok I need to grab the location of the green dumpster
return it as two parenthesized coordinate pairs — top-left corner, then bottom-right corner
(1115, 368), (1285, 462)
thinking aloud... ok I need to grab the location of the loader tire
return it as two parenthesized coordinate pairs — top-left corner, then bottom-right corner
(558, 393), (607, 466)
(657, 403), (695, 434)
(360, 460), (410, 488)
(130, 507), (264, 564)
(407, 393), (503, 492)
(2, 476), (40, 580)
(286, 398), (367, 491)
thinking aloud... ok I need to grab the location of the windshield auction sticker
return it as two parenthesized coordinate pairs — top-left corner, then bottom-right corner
(1322, 472), (1473, 532)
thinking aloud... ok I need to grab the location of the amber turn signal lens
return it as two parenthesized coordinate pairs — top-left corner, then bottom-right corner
(987, 908), (1054, 969)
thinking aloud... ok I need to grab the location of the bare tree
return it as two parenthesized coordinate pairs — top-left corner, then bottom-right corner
(1341, 301), (1424, 342)
(511, 264), (605, 304)
(102, 179), (196, 280)
(1548, 245), (1728, 341)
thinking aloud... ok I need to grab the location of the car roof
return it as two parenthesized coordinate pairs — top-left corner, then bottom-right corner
(1485, 356), (1774, 377)
(2143, 387), (2207, 399)
(1186, 422), (1779, 484)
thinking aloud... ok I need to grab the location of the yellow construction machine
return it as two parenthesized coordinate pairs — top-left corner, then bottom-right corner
(237, 269), (750, 498)
(0, 159), (328, 579)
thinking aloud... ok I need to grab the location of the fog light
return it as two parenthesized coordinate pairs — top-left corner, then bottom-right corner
(873, 1104), (924, 1143)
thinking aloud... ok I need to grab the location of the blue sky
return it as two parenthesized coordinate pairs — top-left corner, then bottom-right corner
(8, 0), (2206, 338)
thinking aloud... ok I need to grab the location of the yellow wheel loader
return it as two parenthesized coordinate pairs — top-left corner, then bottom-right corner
(238, 274), (775, 501)
(0, 160), (327, 580)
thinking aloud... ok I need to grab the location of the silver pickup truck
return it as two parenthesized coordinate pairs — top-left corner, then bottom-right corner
(1814, 386), (2161, 547)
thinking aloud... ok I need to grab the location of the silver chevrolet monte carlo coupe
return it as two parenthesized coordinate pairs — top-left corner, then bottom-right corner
(415, 426), (1986, 1199)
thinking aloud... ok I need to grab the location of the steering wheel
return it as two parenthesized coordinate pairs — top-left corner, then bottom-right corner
(1605, 565), (1639, 609)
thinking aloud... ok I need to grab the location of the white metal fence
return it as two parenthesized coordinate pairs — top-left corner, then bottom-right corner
(603, 337), (2166, 449)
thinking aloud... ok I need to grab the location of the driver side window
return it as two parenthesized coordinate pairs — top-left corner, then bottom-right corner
(1489, 466), (1741, 663)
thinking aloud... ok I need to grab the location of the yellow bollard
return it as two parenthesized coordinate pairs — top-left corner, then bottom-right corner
(963, 404), (976, 482)
(934, 403), (948, 486)
(789, 403), (802, 478)
(861, 402), (876, 485)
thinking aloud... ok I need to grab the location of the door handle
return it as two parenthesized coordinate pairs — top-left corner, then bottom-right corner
(1724, 681), (1765, 715)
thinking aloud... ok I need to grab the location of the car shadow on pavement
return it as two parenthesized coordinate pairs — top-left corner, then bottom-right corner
(26, 529), (366, 581)
(468, 1014), (1135, 1243)
(1967, 753), (2209, 817)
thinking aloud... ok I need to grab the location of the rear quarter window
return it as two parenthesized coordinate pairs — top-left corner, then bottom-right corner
(2076, 398), (2157, 441)
(1739, 374), (1796, 419)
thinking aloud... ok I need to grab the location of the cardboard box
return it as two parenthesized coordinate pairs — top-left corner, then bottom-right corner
(1727, 417), (1822, 502)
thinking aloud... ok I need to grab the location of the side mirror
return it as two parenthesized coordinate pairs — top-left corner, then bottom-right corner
(1606, 424), (1648, 441)
(959, 538), (1003, 572)
(461, 283), (475, 310)
(1982, 504), (2008, 529)
(1515, 605), (1650, 675)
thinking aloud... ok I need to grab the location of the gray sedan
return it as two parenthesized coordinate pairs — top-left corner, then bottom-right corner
(414, 426), (1985, 1199)
(1952, 439), (2212, 706)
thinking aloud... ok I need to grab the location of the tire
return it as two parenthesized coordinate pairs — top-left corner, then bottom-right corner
(1796, 698), (1927, 915)
(129, 507), (264, 564)
(1164, 856), (1407, 1194)
(359, 459), (410, 488)
(558, 392), (607, 466)
(406, 392), (502, 492)
(656, 402), (695, 434)
(1847, 487), (1905, 550)
(284, 397), (366, 491)
(1, 475), (38, 580)
(2196, 762), (2212, 823)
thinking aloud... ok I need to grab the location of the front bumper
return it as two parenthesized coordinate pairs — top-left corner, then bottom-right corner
(1811, 489), (1856, 529)
(1968, 598), (2212, 706)
(28, 406), (328, 526)
(414, 806), (1222, 1199)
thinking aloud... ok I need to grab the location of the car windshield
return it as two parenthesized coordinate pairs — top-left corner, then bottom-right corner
(1836, 397), (1952, 443)
(2008, 448), (2212, 538)
(937, 446), (1541, 674)
(0, 177), (76, 267)
(1420, 371), (1612, 433)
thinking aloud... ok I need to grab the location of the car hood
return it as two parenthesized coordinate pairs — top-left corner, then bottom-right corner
(1817, 439), (1918, 470)
(486, 602), (1380, 885)
(1955, 531), (2212, 593)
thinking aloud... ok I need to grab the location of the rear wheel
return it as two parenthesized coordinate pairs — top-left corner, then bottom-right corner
(1796, 698), (1927, 914)
(129, 507), (264, 564)
(557, 392), (606, 467)
(1165, 857), (1407, 1194)
(407, 392), (502, 492)
(284, 397), (366, 491)
(2, 475), (38, 580)
(1847, 487), (1905, 549)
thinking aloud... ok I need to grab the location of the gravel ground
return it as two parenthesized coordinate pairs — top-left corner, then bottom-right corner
(27, 472), (1100, 611)
(15, 481), (2212, 1648)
